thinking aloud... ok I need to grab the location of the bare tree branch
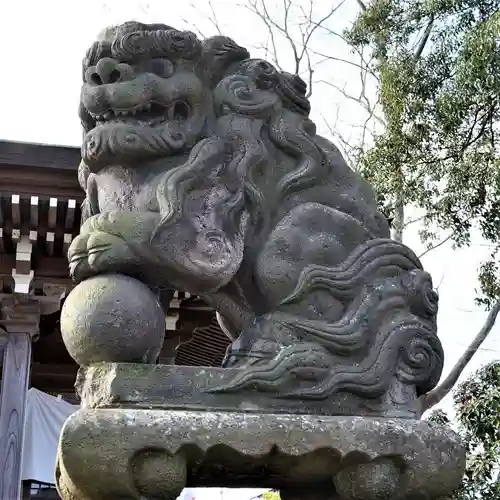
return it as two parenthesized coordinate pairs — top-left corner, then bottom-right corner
(404, 214), (428, 227)
(311, 23), (380, 81)
(187, 1), (223, 36)
(282, 0), (301, 74)
(243, 0), (377, 118)
(414, 16), (434, 59)
(304, 44), (314, 98)
(207, 0), (223, 35)
(418, 300), (500, 415)
(243, 0), (283, 69)
(418, 232), (455, 259)
(311, 50), (377, 74)
(297, 0), (347, 66)
(317, 79), (385, 128)
(355, 0), (367, 12)
(245, 0), (347, 98)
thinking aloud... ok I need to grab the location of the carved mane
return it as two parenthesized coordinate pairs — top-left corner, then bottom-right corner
(72, 23), (443, 412)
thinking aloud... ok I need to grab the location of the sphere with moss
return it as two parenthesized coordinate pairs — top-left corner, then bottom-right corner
(60, 274), (165, 365)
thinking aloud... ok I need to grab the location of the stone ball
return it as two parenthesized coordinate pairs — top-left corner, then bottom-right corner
(60, 274), (165, 365)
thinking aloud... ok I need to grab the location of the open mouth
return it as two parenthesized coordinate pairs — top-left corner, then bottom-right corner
(91, 100), (191, 126)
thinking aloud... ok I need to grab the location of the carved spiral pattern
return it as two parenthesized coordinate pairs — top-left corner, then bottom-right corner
(214, 59), (311, 120)
(397, 333), (443, 394)
(214, 73), (280, 117)
(276, 72), (311, 115)
(111, 29), (201, 61)
(402, 270), (439, 318)
(214, 240), (444, 401)
(239, 59), (279, 90)
(192, 229), (242, 279)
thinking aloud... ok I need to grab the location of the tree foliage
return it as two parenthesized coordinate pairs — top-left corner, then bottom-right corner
(347, 0), (500, 305)
(261, 491), (281, 500)
(428, 361), (500, 499)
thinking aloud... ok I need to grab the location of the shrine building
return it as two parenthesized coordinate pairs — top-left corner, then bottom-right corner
(0, 139), (231, 499)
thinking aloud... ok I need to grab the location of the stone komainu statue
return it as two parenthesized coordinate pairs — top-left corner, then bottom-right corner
(71, 21), (443, 413)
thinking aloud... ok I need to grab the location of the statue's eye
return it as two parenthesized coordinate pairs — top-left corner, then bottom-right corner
(146, 59), (174, 78)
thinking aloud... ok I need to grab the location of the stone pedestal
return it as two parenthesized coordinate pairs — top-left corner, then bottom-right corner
(61, 18), (469, 500)
(56, 364), (465, 500)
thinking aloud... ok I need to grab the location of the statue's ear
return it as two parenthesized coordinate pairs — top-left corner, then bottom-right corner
(198, 36), (249, 88)
(78, 161), (100, 223)
(78, 161), (90, 193)
(79, 101), (96, 134)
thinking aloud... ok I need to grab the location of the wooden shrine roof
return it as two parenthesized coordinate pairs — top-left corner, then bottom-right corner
(0, 140), (231, 400)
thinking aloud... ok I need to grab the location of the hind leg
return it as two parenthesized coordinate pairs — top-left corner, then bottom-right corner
(254, 202), (373, 310)
(224, 202), (372, 366)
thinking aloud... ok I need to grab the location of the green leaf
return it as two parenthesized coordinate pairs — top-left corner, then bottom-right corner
(347, 1), (500, 303)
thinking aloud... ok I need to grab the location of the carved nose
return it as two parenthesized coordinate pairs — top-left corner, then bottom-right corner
(85, 58), (134, 85)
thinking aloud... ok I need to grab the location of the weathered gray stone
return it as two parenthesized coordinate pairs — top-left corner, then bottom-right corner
(77, 362), (419, 418)
(55, 21), (466, 500)
(334, 458), (401, 500)
(63, 21), (444, 405)
(60, 275), (165, 365)
(56, 409), (465, 500)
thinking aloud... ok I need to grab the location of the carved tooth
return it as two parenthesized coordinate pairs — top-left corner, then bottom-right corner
(104, 112), (113, 120)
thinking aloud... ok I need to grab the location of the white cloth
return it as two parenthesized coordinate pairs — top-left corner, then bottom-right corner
(21, 388), (77, 484)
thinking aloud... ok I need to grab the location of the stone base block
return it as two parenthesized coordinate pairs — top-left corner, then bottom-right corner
(56, 409), (465, 500)
(77, 363), (419, 418)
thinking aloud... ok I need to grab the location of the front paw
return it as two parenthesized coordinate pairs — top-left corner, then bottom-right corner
(69, 211), (160, 282)
(80, 210), (159, 239)
(68, 230), (136, 282)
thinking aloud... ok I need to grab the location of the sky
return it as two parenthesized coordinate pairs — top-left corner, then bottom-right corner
(1, 1), (498, 498)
